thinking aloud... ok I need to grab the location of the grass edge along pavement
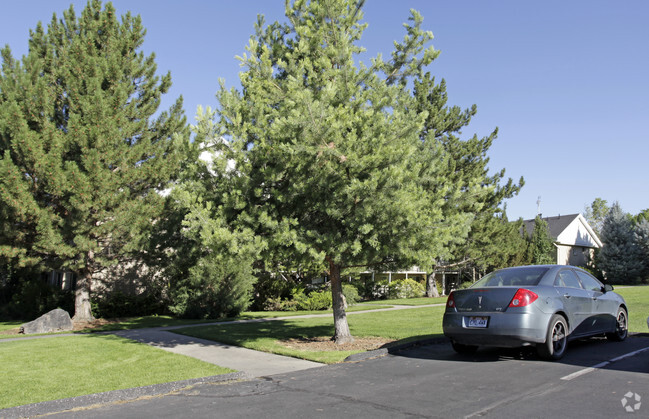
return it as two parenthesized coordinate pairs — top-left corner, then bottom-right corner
(0, 334), (234, 410)
(1, 288), (647, 409)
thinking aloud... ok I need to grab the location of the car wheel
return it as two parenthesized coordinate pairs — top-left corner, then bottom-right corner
(537, 314), (568, 361)
(451, 341), (478, 355)
(606, 307), (628, 342)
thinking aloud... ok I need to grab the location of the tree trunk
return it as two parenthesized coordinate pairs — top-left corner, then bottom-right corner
(426, 271), (440, 298)
(72, 255), (95, 322)
(329, 259), (353, 344)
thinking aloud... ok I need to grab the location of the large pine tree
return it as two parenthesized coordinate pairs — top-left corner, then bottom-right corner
(526, 216), (555, 265)
(411, 72), (524, 291)
(209, 0), (454, 343)
(0, 1), (188, 321)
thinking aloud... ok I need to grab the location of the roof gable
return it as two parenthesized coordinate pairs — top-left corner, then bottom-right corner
(522, 214), (602, 248)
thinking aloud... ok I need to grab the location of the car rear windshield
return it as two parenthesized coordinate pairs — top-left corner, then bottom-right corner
(471, 267), (550, 288)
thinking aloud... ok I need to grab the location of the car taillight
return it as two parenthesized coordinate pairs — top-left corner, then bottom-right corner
(508, 289), (538, 307)
(446, 292), (456, 309)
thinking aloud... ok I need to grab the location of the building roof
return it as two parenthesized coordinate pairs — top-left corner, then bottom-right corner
(522, 213), (602, 248)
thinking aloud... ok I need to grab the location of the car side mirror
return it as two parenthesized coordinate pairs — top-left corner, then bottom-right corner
(603, 284), (614, 293)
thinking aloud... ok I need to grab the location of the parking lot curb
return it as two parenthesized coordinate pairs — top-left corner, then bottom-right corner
(344, 336), (450, 362)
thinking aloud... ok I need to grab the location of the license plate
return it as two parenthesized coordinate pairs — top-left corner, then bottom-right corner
(467, 316), (489, 328)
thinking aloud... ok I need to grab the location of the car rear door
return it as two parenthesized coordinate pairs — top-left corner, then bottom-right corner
(553, 269), (593, 336)
(574, 270), (617, 332)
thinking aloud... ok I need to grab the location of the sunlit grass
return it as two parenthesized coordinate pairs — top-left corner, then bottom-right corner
(176, 305), (446, 364)
(614, 285), (649, 333)
(0, 335), (233, 409)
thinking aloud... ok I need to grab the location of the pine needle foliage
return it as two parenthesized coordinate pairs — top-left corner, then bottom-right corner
(202, 0), (466, 342)
(0, 1), (188, 320)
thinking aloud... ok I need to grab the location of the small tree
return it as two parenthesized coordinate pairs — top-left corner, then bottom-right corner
(597, 202), (645, 284)
(526, 216), (555, 265)
(0, 1), (188, 321)
(584, 198), (609, 235)
(410, 72), (524, 294)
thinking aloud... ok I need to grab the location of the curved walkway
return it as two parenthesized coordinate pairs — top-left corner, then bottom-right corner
(109, 303), (445, 377)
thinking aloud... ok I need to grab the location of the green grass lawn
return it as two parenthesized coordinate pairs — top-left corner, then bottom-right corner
(175, 305), (447, 364)
(0, 334), (233, 409)
(614, 285), (649, 333)
(0, 320), (22, 332)
(1, 287), (646, 409)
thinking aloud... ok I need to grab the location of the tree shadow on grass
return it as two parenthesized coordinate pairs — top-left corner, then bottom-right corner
(172, 319), (336, 348)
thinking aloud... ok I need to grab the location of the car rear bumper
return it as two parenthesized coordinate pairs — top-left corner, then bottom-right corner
(442, 311), (551, 347)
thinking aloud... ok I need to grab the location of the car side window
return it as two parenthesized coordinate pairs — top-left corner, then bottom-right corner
(554, 270), (582, 289)
(574, 270), (603, 292)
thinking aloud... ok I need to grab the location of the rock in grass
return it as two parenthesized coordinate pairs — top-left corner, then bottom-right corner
(20, 308), (74, 334)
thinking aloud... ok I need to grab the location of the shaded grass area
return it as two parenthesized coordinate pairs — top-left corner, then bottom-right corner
(176, 305), (447, 364)
(0, 335), (233, 409)
(64, 304), (395, 333)
(615, 285), (649, 333)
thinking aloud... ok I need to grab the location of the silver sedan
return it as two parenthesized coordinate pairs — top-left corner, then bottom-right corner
(442, 265), (628, 360)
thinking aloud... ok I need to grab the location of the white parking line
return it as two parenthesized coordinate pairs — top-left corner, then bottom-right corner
(560, 346), (649, 381)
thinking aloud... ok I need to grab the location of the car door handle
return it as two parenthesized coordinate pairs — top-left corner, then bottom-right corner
(563, 294), (571, 299)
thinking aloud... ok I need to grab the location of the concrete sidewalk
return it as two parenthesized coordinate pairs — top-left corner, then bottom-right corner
(105, 303), (445, 376)
(112, 328), (323, 378)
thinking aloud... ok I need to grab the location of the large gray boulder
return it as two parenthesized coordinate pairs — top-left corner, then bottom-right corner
(20, 308), (74, 334)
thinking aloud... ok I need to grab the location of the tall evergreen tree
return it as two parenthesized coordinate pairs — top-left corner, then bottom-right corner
(634, 218), (649, 283)
(0, 1), (188, 321)
(597, 202), (645, 284)
(208, 0), (456, 343)
(526, 216), (555, 265)
(411, 72), (524, 293)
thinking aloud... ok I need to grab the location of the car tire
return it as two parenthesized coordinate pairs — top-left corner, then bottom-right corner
(451, 341), (478, 355)
(537, 314), (568, 361)
(606, 307), (628, 342)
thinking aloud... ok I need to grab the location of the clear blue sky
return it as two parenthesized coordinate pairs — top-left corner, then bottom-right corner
(2, 0), (648, 220)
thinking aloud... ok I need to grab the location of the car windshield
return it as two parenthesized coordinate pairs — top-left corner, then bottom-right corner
(471, 267), (550, 288)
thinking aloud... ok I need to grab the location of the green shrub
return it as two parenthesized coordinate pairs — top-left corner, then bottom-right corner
(261, 286), (332, 311)
(291, 287), (332, 311)
(458, 281), (474, 290)
(302, 289), (332, 310)
(4, 279), (74, 320)
(262, 296), (284, 311)
(250, 272), (296, 311)
(169, 253), (256, 319)
(342, 283), (361, 306)
(92, 290), (167, 318)
(387, 278), (425, 299)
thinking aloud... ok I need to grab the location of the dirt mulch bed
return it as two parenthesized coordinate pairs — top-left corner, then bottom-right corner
(278, 336), (395, 352)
